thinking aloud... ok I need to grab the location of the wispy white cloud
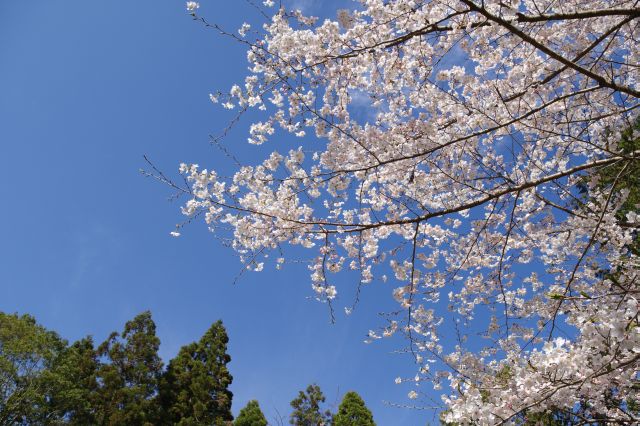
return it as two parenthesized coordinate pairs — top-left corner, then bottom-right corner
(286, 0), (355, 14)
(69, 222), (122, 289)
(290, 0), (314, 12)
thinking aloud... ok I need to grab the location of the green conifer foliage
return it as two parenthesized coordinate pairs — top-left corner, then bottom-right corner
(95, 311), (163, 425)
(333, 391), (375, 426)
(289, 384), (332, 426)
(47, 337), (100, 424)
(161, 320), (233, 425)
(234, 400), (268, 426)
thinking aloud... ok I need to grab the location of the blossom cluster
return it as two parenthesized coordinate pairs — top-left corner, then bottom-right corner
(175, 1), (640, 423)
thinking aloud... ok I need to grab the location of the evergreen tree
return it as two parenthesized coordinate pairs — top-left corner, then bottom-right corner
(160, 320), (233, 425)
(234, 400), (267, 426)
(333, 391), (374, 426)
(0, 312), (67, 424)
(0, 311), (244, 425)
(289, 384), (332, 426)
(47, 337), (100, 424)
(95, 311), (163, 425)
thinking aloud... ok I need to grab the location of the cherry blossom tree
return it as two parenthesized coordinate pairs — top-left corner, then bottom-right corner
(158, 0), (640, 423)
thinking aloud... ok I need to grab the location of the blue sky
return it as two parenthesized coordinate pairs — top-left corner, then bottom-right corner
(0, 1), (433, 424)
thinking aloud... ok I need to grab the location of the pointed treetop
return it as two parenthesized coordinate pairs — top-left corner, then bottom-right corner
(289, 384), (332, 426)
(234, 400), (268, 426)
(333, 391), (375, 426)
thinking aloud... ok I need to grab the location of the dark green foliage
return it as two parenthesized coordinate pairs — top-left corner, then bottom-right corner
(604, 120), (640, 256)
(598, 119), (640, 222)
(94, 311), (163, 425)
(579, 118), (640, 255)
(289, 384), (332, 426)
(333, 391), (375, 426)
(47, 337), (100, 424)
(234, 400), (268, 426)
(0, 311), (240, 425)
(519, 409), (578, 425)
(0, 311), (378, 426)
(0, 312), (67, 424)
(160, 320), (233, 425)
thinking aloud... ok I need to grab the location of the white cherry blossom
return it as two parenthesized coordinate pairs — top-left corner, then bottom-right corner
(168, 1), (640, 423)
(185, 1), (199, 12)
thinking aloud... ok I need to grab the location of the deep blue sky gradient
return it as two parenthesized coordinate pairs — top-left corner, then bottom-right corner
(0, 1), (434, 424)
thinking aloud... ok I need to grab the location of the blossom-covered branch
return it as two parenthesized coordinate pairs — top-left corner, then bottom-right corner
(168, 0), (639, 423)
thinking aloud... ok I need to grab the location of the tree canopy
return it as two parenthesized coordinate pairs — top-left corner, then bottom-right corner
(333, 391), (375, 426)
(2, 311), (381, 425)
(289, 384), (333, 426)
(167, 0), (640, 423)
(234, 400), (268, 426)
(0, 312), (67, 424)
(95, 311), (163, 425)
(0, 311), (240, 425)
(48, 337), (100, 424)
(161, 320), (233, 425)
